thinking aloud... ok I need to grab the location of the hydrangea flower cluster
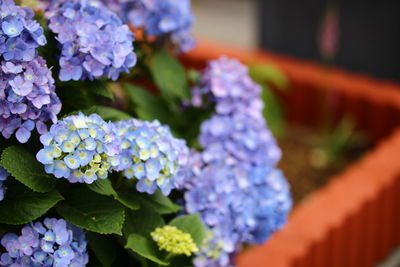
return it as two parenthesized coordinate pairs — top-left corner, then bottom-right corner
(105, 0), (195, 52)
(0, 1), (61, 143)
(0, 218), (88, 266)
(36, 113), (120, 184)
(0, 57), (61, 143)
(192, 57), (281, 166)
(193, 231), (233, 267)
(184, 58), (292, 266)
(151, 225), (198, 256)
(0, 0), (46, 62)
(0, 166), (9, 201)
(45, 0), (136, 81)
(115, 119), (189, 195)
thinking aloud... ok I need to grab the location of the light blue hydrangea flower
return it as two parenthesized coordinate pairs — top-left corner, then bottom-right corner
(0, 218), (88, 266)
(105, 0), (195, 52)
(114, 119), (189, 195)
(0, 0), (46, 62)
(0, 56), (61, 143)
(0, 166), (9, 201)
(36, 113), (120, 184)
(45, 0), (136, 81)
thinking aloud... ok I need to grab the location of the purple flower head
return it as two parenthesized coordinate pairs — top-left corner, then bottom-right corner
(193, 57), (282, 167)
(185, 157), (292, 266)
(0, 218), (88, 266)
(0, 166), (9, 201)
(104, 0), (195, 52)
(36, 113), (121, 184)
(114, 118), (189, 195)
(45, 0), (136, 81)
(0, 56), (61, 143)
(182, 57), (292, 266)
(0, 0), (47, 61)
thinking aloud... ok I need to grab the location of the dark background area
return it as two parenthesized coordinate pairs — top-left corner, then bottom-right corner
(260, 0), (400, 81)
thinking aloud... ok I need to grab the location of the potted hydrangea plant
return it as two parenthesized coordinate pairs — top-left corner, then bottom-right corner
(0, 0), (292, 266)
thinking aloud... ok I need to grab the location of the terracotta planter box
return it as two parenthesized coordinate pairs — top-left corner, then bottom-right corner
(181, 39), (400, 267)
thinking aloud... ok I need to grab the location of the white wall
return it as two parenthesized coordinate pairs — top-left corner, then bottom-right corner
(192, 0), (259, 49)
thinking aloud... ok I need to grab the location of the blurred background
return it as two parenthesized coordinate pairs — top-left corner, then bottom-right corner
(189, 2), (400, 266)
(193, 0), (400, 81)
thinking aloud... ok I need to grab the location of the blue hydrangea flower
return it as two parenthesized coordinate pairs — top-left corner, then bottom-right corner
(114, 119), (189, 195)
(182, 57), (292, 266)
(193, 231), (234, 267)
(36, 113), (121, 184)
(185, 157), (292, 266)
(105, 0), (195, 52)
(45, 0), (136, 81)
(0, 56), (61, 143)
(0, 0), (46, 62)
(0, 218), (88, 266)
(192, 57), (282, 167)
(0, 166), (9, 201)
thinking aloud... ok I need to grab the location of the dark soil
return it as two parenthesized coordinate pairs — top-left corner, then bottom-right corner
(277, 125), (370, 204)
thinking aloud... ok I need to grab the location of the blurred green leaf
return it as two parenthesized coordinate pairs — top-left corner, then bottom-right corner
(124, 83), (171, 123)
(249, 64), (289, 90)
(150, 49), (189, 100)
(94, 106), (131, 121)
(261, 85), (285, 137)
(87, 80), (115, 101)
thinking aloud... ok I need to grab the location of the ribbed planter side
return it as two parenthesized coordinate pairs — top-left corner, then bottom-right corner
(236, 128), (400, 267)
(181, 39), (400, 142)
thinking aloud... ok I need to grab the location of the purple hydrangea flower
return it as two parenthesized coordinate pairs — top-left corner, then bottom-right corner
(104, 0), (195, 52)
(0, 218), (88, 266)
(193, 57), (282, 167)
(185, 156), (292, 266)
(182, 58), (292, 266)
(0, 56), (61, 143)
(36, 113), (121, 184)
(0, 0), (46, 61)
(45, 0), (136, 81)
(0, 166), (9, 201)
(114, 119), (189, 195)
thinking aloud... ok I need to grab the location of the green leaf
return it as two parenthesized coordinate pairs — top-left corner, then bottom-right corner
(87, 181), (140, 210)
(124, 206), (168, 265)
(139, 190), (181, 215)
(150, 49), (189, 100)
(169, 214), (206, 247)
(88, 80), (115, 101)
(124, 84), (171, 123)
(0, 183), (63, 224)
(125, 233), (169, 266)
(115, 189), (140, 210)
(87, 179), (117, 196)
(1, 146), (55, 193)
(56, 188), (125, 235)
(261, 85), (285, 137)
(249, 63), (289, 90)
(123, 205), (165, 237)
(86, 232), (117, 267)
(94, 106), (131, 121)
